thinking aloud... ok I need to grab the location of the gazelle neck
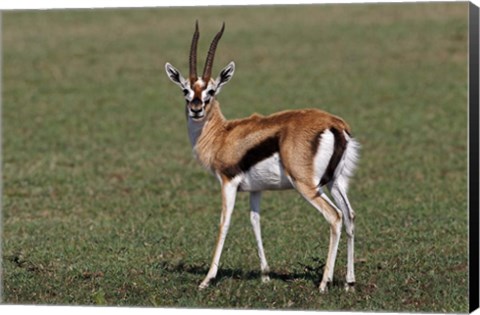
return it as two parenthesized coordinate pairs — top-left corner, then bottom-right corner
(187, 99), (225, 149)
(187, 117), (204, 148)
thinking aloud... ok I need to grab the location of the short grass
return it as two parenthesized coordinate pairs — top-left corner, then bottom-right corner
(2, 3), (469, 312)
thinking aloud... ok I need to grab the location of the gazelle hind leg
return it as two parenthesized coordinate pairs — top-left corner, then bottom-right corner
(329, 180), (356, 291)
(249, 191), (270, 282)
(295, 182), (342, 293)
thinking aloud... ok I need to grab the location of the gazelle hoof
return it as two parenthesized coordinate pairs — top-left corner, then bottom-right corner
(261, 275), (271, 283)
(345, 282), (355, 292)
(198, 280), (210, 290)
(319, 282), (329, 294)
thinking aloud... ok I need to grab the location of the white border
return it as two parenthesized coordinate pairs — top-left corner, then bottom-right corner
(0, 305), (454, 315)
(0, 1), (477, 315)
(0, 0), (473, 10)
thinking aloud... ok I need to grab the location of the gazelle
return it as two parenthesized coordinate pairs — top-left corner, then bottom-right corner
(165, 22), (360, 293)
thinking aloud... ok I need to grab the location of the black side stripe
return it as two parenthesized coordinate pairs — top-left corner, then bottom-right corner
(222, 135), (280, 179)
(320, 128), (347, 186)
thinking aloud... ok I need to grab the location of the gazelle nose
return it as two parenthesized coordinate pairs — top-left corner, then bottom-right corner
(191, 98), (202, 106)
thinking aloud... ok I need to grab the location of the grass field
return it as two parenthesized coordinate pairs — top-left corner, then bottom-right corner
(2, 3), (469, 312)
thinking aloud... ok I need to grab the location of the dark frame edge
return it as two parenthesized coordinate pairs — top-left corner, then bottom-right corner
(469, 1), (480, 313)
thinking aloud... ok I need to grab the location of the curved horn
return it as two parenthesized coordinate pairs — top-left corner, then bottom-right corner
(202, 22), (225, 82)
(189, 20), (200, 84)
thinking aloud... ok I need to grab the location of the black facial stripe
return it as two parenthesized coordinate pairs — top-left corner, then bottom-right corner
(320, 128), (347, 186)
(222, 134), (280, 179)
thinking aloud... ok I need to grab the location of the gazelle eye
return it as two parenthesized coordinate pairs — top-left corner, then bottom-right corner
(183, 89), (189, 96)
(207, 89), (215, 96)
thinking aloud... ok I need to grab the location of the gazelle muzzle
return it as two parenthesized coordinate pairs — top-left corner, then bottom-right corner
(188, 98), (206, 120)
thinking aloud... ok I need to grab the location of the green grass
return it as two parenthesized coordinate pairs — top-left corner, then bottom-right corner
(2, 3), (469, 312)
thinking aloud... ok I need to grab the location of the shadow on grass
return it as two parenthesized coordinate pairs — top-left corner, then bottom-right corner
(155, 257), (344, 288)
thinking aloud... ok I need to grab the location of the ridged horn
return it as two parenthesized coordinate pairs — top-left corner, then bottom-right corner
(189, 20), (200, 84)
(202, 22), (225, 83)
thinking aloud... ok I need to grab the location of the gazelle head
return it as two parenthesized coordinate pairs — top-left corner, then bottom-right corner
(165, 21), (235, 121)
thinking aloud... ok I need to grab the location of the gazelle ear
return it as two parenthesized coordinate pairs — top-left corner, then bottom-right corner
(213, 61), (235, 95)
(165, 62), (188, 88)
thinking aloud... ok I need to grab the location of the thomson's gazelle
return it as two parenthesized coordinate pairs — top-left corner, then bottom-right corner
(165, 22), (360, 293)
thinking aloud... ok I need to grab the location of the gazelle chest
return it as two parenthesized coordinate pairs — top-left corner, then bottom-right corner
(237, 153), (293, 192)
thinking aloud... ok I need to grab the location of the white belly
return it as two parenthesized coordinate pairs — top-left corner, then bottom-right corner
(238, 153), (294, 192)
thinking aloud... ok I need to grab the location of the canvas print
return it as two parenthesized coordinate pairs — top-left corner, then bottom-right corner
(1, 2), (471, 312)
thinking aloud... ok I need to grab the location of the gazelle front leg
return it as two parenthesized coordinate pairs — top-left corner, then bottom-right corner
(199, 177), (239, 290)
(249, 191), (270, 283)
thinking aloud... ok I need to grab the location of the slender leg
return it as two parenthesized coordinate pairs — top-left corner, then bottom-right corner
(199, 180), (238, 289)
(329, 181), (356, 292)
(295, 182), (342, 293)
(317, 191), (344, 282)
(249, 191), (270, 282)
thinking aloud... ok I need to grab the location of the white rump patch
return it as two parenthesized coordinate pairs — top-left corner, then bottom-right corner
(313, 129), (335, 185)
